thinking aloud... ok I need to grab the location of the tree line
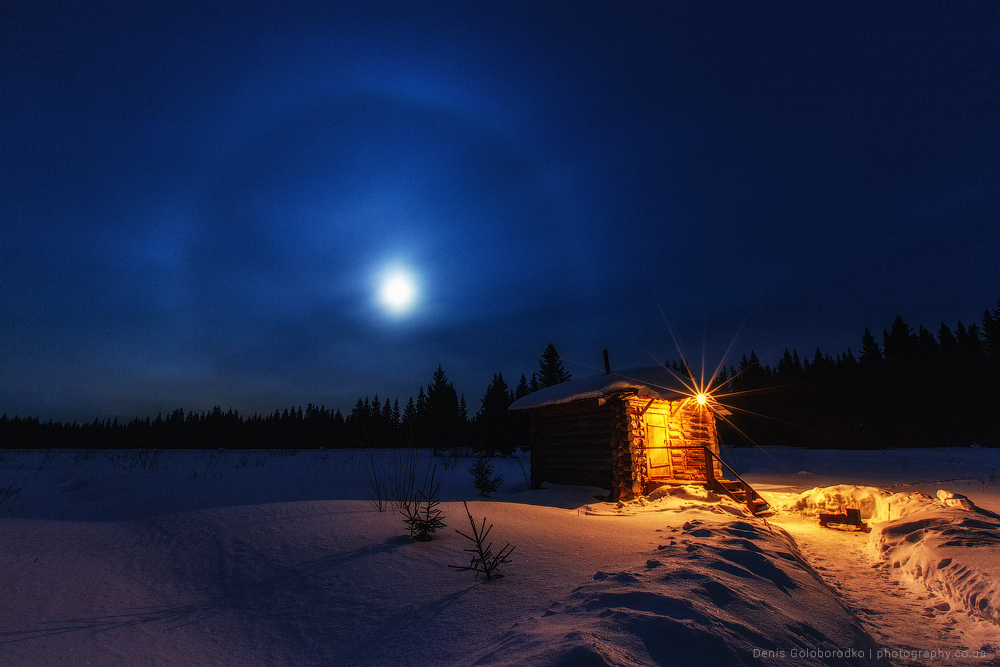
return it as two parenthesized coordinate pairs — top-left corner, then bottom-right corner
(716, 298), (1000, 448)
(0, 343), (572, 451)
(3, 297), (998, 450)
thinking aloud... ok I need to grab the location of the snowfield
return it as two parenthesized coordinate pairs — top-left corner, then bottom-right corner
(1, 446), (998, 666)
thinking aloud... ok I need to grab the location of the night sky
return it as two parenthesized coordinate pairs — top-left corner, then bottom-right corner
(3, 2), (999, 422)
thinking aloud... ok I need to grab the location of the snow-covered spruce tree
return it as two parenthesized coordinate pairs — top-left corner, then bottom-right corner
(469, 452), (502, 496)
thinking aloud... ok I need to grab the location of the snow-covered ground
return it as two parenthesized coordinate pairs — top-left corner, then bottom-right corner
(0, 446), (998, 666)
(733, 447), (1000, 667)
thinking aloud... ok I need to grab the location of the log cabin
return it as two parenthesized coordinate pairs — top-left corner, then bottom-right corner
(509, 366), (733, 502)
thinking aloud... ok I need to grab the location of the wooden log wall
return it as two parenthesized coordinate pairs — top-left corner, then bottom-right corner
(613, 398), (646, 500)
(526, 393), (725, 502)
(528, 398), (616, 493)
(706, 411), (723, 479)
(631, 398), (725, 486)
(676, 407), (723, 481)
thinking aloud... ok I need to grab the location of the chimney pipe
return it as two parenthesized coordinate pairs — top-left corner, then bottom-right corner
(603, 349), (611, 374)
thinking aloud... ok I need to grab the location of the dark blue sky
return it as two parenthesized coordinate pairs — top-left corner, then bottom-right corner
(3, 2), (999, 422)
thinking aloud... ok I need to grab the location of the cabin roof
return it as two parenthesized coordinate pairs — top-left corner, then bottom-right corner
(509, 366), (695, 411)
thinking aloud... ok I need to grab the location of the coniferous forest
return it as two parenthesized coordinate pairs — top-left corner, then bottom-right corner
(718, 299), (1000, 449)
(2, 302), (998, 450)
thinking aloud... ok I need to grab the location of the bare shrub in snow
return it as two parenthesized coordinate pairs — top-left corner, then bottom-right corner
(365, 450), (388, 512)
(434, 447), (459, 470)
(401, 466), (445, 541)
(128, 449), (162, 471)
(450, 501), (515, 580)
(512, 455), (530, 489)
(365, 449), (418, 512)
(190, 453), (222, 480)
(73, 449), (100, 465)
(978, 468), (997, 490)
(0, 484), (20, 511)
(390, 449), (418, 510)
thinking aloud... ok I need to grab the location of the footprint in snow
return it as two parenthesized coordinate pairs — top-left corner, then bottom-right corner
(542, 602), (566, 617)
(710, 549), (798, 593)
(593, 571), (640, 584)
(722, 538), (764, 553)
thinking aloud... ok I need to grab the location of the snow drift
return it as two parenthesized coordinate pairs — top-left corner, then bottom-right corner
(779, 484), (1000, 630)
(475, 516), (889, 667)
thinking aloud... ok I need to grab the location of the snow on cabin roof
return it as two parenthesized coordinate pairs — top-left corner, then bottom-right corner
(508, 366), (695, 410)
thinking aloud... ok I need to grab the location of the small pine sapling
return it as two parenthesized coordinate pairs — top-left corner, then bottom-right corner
(449, 501), (515, 580)
(401, 465), (446, 541)
(469, 453), (502, 497)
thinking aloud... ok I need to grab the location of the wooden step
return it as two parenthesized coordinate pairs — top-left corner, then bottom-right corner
(715, 478), (771, 516)
(704, 448), (771, 517)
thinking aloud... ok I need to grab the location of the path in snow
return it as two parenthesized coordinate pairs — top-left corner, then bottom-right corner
(770, 513), (998, 667)
(474, 511), (890, 667)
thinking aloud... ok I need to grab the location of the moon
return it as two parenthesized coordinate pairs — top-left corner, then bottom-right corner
(379, 270), (418, 315)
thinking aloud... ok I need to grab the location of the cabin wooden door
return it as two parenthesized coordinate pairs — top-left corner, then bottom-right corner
(645, 413), (672, 478)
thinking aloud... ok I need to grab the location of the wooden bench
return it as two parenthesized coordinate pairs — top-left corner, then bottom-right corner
(818, 507), (870, 532)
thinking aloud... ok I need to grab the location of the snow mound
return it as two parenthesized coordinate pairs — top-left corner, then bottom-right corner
(936, 489), (976, 509)
(779, 484), (1000, 631)
(474, 517), (890, 667)
(870, 504), (1000, 628)
(778, 484), (935, 522)
(583, 484), (751, 518)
